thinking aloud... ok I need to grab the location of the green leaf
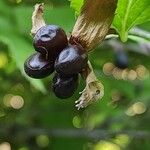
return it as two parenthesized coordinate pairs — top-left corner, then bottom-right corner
(113, 0), (150, 42)
(70, 0), (84, 16)
(128, 35), (150, 43)
(0, 35), (47, 94)
(129, 28), (150, 41)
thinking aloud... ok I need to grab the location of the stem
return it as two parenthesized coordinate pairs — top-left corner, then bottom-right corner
(106, 28), (150, 41)
(129, 27), (150, 41)
(1, 127), (150, 139)
(105, 34), (119, 40)
(121, 31), (128, 42)
(120, 0), (133, 42)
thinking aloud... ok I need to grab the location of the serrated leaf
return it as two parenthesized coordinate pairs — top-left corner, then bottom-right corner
(70, 0), (84, 16)
(0, 35), (47, 93)
(113, 0), (150, 42)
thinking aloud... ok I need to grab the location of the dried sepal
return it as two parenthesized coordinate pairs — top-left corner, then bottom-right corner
(75, 61), (104, 110)
(70, 0), (118, 51)
(31, 3), (46, 36)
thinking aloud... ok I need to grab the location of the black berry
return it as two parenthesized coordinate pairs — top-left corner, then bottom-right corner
(52, 73), (78, 99)
(114, 50), (128, 69)
(24, 52), (54, 79)
(55, 44), (88, 76)
(33, 25), (68, 61)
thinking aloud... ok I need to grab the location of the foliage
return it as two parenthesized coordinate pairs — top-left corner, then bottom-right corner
(113, 0), (150, 42)
(0, 0), (150, 150)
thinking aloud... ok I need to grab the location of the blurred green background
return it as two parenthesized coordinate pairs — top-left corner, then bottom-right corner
(0, 0), (150, 150)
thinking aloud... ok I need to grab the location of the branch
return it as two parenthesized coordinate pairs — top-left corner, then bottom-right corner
(105, 34), (119, 40)
(105, 27), (150, 41)
(129, 27), (150, 41)
(106, 39), (150, 56)
(1, 128), (150, 140)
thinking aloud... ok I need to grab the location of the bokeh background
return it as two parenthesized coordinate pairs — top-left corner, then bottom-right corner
(0, 0), (150, 150)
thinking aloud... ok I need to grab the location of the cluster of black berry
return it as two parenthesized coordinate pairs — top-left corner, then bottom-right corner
(24, 25), (88, 99)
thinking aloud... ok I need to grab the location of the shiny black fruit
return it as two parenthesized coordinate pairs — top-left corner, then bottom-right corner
(52, 73), (78, 99)
(55, 44), (88, 76)
(24, 52), (54, 79)
(33, 25), (68, 60)
(114, 50), (128, 69)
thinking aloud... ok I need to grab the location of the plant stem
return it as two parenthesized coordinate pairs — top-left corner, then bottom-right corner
(1, 127), (150, 139)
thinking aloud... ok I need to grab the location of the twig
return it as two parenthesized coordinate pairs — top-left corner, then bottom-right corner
(106, 39), (150, 56)
(105, 27), (150, 41)
(105, 34), (119, 40)
(129, 27), (150, 41)
(1, 128), (150, 140)
(70, 0), (118, 51)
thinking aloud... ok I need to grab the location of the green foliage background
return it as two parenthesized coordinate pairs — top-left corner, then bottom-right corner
(0, 0), (150, 150)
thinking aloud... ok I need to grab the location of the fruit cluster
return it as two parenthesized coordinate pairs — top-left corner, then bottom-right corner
(24, 25), (88, 99)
